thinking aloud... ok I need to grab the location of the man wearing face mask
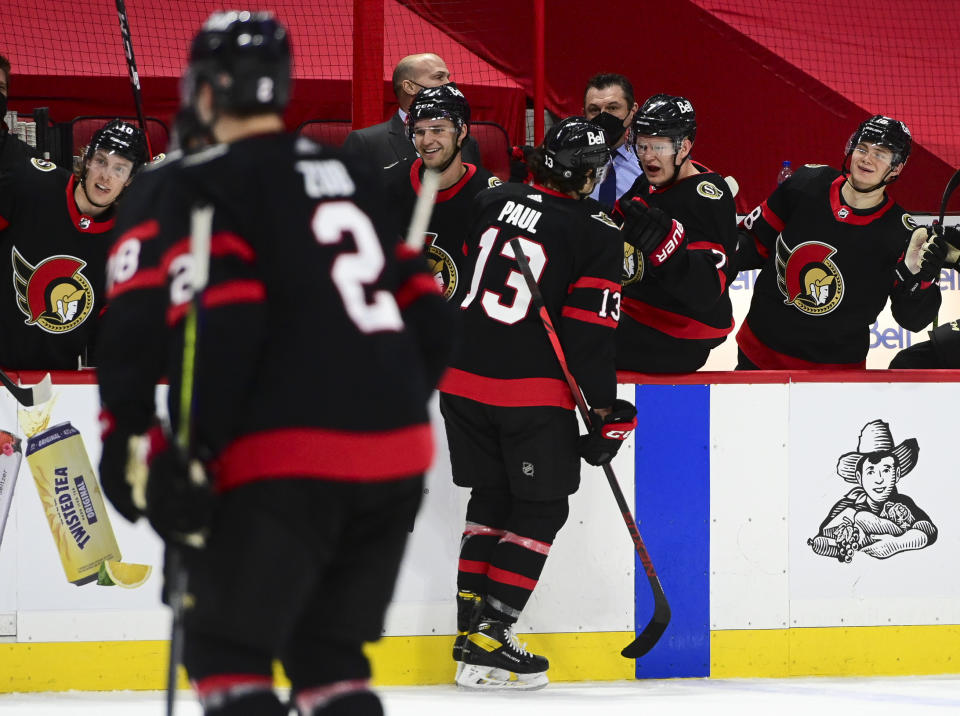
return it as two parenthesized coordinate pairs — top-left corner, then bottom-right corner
(612, 94), (738, 373)
(342, 53), (481, 169)
(0, 54), (41, 167)
(583, 73), (641, 211)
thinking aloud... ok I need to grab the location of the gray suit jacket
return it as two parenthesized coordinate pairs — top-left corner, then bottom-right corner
(342, 112), (482, 169)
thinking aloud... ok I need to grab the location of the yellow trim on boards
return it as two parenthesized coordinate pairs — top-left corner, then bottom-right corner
(0, 631), (636, 693)
(2, 626), (957, 693)
(711, 625), (960, 678)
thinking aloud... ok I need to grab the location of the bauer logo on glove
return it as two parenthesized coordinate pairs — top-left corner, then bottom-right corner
(579, 399), (637, 467)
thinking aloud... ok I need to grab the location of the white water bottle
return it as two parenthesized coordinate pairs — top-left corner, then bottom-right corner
(777, 160), (793, 185)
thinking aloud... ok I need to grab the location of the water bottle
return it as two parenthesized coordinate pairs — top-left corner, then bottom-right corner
(777, 160), (793, 185)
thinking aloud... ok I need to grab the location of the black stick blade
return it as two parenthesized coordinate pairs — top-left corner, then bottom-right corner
(0, 370), (52, 407)
(939, 168), (960, 226)
(621, 601), (671, 659)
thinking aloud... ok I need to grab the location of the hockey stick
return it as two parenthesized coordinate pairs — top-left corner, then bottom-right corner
(0, 369), (52, 407)
(405, 168), (441, 251)
(114, 0), (154, 159)
(507, 237), (670, 659)
(938, 167), (960, 227)
(162, 203), (214, 716)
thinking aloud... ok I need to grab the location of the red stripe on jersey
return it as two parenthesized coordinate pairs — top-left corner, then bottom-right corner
(0, 216), (8, 231)
(395, 273), (442, 309)
(464, 522), (506, 537)
(760, 201), (785, 233)
(736, 319), (865, 370)
(829, 175), (893, 224)
(113, 219), (160, 247)
(165, 280), (266, 324)
(66, 175), (115, 233)
(107, 266), (164, 300)
(500, 531), (551, 555)
(193, 674), (273, 700)
(568, 276), (621, 294)
(621, 297), (734, 339)
(396, 243), (420, 260)
(214, 424), (434, 489)
(458, 559), (490, 574)
(561, 305), (617, 328)
(486, 566), (538, 590)
(212, 231), (257, 262)
(687, 241), (725, 254)
(439, 368), (575, 409)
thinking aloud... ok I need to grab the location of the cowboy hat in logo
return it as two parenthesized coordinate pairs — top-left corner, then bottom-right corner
(808, 419), (937, 563)
(775, 237), (844, 315)
(12, 248), (94, 334)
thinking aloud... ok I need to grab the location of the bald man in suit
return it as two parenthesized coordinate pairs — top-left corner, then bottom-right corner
(343, 53), (481, 169)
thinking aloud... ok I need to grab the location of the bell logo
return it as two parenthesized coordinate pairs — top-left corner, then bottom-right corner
(587, 131), (605, 146)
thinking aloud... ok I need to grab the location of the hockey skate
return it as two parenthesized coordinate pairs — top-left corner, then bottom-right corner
(453, 590), (483, 679)
(456, 619), (549, 691)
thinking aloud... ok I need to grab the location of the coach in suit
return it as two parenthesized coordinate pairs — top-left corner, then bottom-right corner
(343, 53), (481, 169)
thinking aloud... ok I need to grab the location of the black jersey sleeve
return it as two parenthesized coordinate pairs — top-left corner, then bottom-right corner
(651, 178), (739, 311)
(96, 166), (177, 434)
(561, 211), (622, 410)
(736, 166), (816, 270)
(890, 252), (941, 332)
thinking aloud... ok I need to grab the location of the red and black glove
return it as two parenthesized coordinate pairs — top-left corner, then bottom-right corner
(620, 197), (685, 269)
(98, 408), (143, 523)
(579, 399), (638, 466)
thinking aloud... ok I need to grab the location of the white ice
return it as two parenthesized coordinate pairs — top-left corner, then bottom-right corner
(2, 675), (960, 715)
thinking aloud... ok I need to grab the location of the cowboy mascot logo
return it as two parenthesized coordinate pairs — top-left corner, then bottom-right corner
(776, 237), (844, 315)
(808, 419), (938, 563)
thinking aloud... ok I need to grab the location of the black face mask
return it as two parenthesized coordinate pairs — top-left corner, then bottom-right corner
(591, 111), (626, 147)
(0, 94), (7, 126)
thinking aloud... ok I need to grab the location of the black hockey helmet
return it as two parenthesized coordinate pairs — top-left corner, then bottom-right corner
(541, 116), (610, 181)
(845, 114), (912, 166)
(184, 10), (291, 116)
(83, 119), (149, 175)
(406, 83), (471, 140)
(632, 93), (697, 149)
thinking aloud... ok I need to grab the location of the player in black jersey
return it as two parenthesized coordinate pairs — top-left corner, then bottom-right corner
(736, 115), (940, 369)
(0, 118), (147, 369)
(383, 84), (500, 304)
(612, 94), (738, 373)
(439, 117), (636, 690)
(96, 12), (453, 716)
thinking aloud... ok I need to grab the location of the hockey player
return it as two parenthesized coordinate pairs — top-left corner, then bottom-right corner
(439, 117), (636, 689)
(0, 118), (147, 369)
(613, 94), (738, 373)
(383, 84), (500, 304)
(736, 115), (940, 369)
(96, 11), (453, 716)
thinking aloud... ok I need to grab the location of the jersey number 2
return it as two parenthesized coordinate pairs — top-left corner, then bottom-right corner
(461, 227), (546, 324)
(312, 201), (403, 333)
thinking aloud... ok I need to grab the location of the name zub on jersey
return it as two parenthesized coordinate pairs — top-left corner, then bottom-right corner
(11, 247), (94, 333)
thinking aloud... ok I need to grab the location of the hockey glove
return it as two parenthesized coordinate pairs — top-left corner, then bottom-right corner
(620, 197), (686, 269)
(510, 145), (534, 184)
(144, 429), (214, 547)
(98, 409), (146, 524)
(918, 225), (960, 282)
(579, 399), (638, 467)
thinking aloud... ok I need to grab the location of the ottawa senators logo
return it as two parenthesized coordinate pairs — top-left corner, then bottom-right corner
(776, 237), (843, 315)
(424, 234), (458, 300)
(11, 248), (94, 333)
(622, 240), (644, 286)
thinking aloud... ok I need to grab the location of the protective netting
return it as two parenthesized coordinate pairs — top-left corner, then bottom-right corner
(0, 0), (526, 152)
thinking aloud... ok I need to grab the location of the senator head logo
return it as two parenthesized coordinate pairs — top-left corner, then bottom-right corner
(424, 234), (458, 301)
(775, 237), (844, 315)
(12, 248), (94, 333)
(622, 240), (645, 286)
